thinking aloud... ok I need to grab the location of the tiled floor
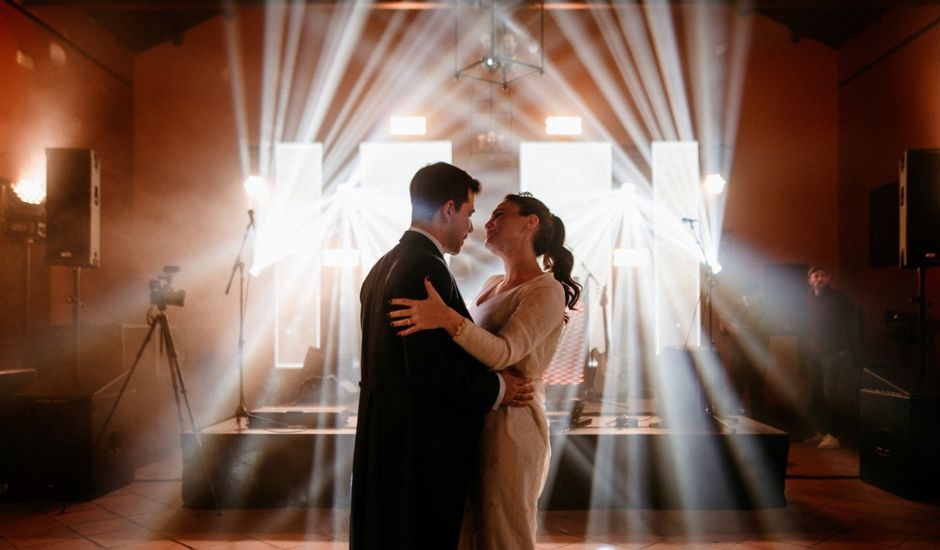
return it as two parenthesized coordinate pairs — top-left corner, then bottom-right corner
(1, 442), (938, 549)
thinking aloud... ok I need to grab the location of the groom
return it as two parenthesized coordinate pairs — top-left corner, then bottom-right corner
(350, 162), (533, 549)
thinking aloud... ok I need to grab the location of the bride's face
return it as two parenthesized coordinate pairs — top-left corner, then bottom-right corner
(483, 200), (536, 254)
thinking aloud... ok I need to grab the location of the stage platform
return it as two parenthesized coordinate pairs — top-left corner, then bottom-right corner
(182, 404), (789, 510)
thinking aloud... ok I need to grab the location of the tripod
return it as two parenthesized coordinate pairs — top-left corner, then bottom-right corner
(81, 304), (220, 513)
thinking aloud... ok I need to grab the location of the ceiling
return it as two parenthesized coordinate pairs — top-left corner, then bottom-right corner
(20, 0), (897, 54)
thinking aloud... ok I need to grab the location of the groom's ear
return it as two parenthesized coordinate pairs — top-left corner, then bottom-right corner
(440, 199), (456, 220)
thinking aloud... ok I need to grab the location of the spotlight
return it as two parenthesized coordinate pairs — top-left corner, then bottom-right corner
(323, 248), (360, 268)
(620, 183), (636, 205)
(12, 178), (45, 205)
(1, 178), (45, 238)
(545, 116), (582, 136)
(243, 175), (266, 198)
(483, 55), (498, 71)
(613, 248), (651, 267)
(703, 173), (726, 195)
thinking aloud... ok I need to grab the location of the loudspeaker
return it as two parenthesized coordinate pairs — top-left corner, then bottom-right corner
(859, 387), (940, 500)
(899, 149), (940, 268)
(4, 371), (135, 500)
(45, 148), (100, 268)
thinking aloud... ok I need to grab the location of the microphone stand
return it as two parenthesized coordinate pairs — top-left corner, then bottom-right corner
(225, 210), (254, 429)
(683, 217), (720, 424)
(683, 218), (716, 348)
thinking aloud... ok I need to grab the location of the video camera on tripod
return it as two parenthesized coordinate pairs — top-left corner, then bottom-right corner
(149, 265), (185, 309)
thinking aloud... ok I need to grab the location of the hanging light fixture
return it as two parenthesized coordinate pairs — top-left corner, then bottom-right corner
(454, 0), (544, 91)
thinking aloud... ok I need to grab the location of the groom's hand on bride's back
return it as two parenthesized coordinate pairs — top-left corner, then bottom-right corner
(499, 370), (534, 407)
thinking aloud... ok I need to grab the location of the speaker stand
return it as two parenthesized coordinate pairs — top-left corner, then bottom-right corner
(67, 266), (83, 381)
(914, 266), (933, 385)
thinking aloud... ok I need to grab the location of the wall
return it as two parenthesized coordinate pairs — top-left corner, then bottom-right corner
(838, 6), (940, 372)
(0, 3), (134, 372)
(1, 3), (855, 412)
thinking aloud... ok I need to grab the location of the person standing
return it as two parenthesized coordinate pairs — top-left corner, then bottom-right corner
(803, 266), (855, 450)
(350, 163), (533, 550)
(389, 193), (581, 549)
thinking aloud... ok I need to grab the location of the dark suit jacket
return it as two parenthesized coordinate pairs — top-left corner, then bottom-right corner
(350, 231), (500, 550)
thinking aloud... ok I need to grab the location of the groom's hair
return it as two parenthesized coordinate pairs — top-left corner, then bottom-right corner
(409, 162), (481, 223)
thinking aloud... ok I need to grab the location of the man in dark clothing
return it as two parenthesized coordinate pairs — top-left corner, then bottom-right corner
(803, 266), (856, 450)
(350, 162), (533, 549)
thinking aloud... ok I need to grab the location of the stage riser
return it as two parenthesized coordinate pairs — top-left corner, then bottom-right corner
(544, 432), (788, 509)
(182, 432), (355, 508)
(182, 419), (788, 510)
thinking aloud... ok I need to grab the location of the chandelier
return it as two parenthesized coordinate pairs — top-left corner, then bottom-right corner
(454, 0), (544, 90)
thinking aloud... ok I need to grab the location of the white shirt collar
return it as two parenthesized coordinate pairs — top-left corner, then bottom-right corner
(408, 226), (446, 257)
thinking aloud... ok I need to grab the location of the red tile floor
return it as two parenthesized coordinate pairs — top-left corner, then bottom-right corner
(1, 441), (938, 549)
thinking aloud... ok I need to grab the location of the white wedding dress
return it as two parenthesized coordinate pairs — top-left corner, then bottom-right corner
(454, 272), (566, 550)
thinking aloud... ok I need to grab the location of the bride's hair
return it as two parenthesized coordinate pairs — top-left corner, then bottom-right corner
(504, 193), (581, 310)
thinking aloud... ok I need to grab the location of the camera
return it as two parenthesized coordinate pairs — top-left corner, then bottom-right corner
(150, 265), (186, 309)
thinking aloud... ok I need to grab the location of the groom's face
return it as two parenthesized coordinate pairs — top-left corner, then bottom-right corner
(443, 190), (476, 255)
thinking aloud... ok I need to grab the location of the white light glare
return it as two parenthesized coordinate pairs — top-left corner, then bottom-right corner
(13, 179), (45, 205)
(620, 182), (636, 204)
(703, 173), (726, 195)
(545, 116), (582, 136)
(243, 175), (267, 198)
(613, 247), (651, 267)
(323, 248), (361, 267)
(390, 116), (426, 136)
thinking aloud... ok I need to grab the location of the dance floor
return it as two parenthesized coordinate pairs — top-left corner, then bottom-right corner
(1, 441), (939, 549)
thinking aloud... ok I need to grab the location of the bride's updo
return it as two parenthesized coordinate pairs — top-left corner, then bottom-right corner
(504, 193), (581, 311)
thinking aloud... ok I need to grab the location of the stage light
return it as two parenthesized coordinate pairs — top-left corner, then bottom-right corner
(620, 182), (636, 203)
(545, 116), (582, 136)
(12, 178), (45, 205)
(613, 247), (651, 267)
(703, 173), (726, 195)
(243, 175), (267, 198)
(323, 248), (360, 267)
(389, 116), (426, 136)
(2, 178), (45, 238)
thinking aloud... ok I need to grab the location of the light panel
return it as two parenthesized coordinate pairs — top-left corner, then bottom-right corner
(545, 116), (583, 136)
(389, 116), (427, 136)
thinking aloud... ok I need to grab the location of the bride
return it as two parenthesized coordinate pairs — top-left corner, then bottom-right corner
(389, 192), (581, 549)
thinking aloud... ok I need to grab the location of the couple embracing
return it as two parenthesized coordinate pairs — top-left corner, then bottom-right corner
(350, 162), (580, 549)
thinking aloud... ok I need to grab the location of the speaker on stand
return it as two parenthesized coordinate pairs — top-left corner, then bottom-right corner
(44, 148), (100, 381)
(858, 150), (940, 499)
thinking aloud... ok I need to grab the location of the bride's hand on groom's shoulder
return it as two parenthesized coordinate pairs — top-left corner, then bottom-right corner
(388, 276), (464, 337)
